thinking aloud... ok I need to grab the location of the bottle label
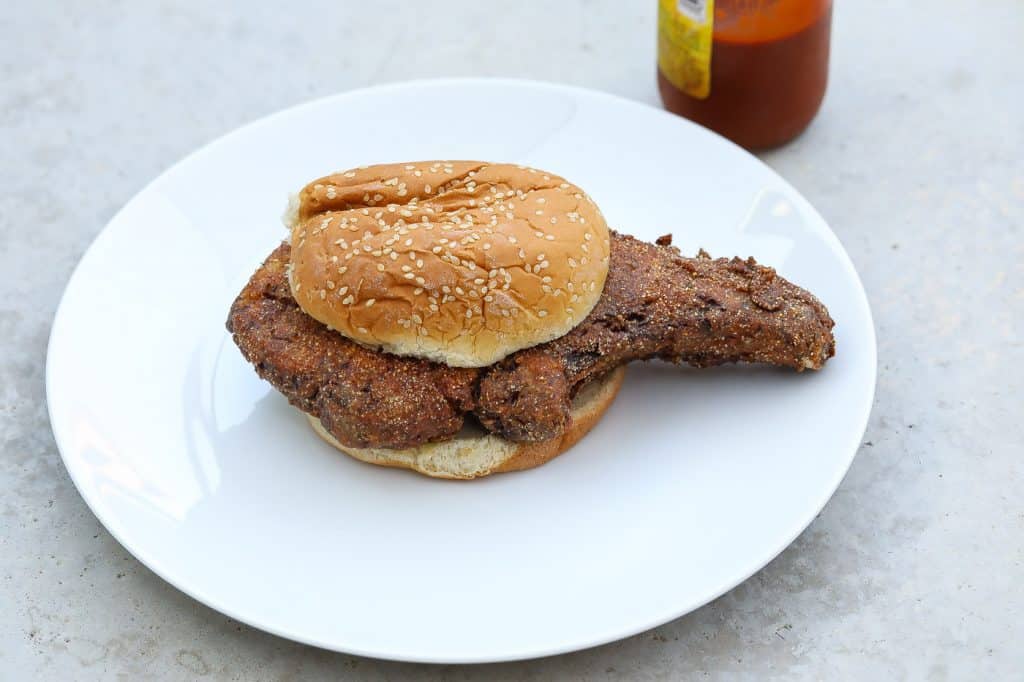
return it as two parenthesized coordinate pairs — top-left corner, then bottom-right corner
(658, 0), (714, 99)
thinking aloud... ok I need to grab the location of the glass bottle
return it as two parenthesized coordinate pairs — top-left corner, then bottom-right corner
(658, 0), (833, 149)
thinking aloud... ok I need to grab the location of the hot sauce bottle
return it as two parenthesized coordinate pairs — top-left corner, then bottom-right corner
(657, 0), (832, 150)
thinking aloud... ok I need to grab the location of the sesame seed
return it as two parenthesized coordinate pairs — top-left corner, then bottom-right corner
(319, 289), (326, 299)
(343, 295), (354, 305)
(414, 170), (422, 177)
(405, 239), (413, 246)
(416, 259), (424, 268)
(326, 280), (335, 289)
(344, 171), (356, 178)
(404, 272), (415, 279)
(358, 327), (368, 334)
(384, 177), (398, 186)
(376, 264), (385, 272)
(419, 328), (429, 336)
(545, 234), (555, 240)
(424, 184), (432, 193)
(415, 276), (425, 285)
(535, 210), (544, 215)
(338, 286), (348, 294)
(538, 310), (548, 317)
(413, 287), (423, 295)
(568, 257), (578, 268)
(584, 232), (593, 241)
(542, 276), (552, 283)
(365, 298), (376, 307)
(465, 309), (472, 319)
(326, 187), (337, 199)
(390, 252), (398, 260)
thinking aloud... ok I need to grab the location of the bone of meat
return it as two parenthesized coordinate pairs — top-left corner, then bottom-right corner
(227, 232), (835, 449)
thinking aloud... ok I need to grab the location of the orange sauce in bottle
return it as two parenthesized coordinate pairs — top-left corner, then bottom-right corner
(658, 0), (832, 150)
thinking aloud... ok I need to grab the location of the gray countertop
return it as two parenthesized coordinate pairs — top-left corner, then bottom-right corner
(3, 1), (1022, 679)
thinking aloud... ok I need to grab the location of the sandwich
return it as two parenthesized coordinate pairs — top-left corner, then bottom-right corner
(227, 161), (835, 478)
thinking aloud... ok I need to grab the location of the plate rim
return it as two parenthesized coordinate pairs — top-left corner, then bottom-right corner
(45, 77), (877, 663)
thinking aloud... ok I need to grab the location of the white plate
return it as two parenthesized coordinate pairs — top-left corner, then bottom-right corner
(47, 79), (875, 663)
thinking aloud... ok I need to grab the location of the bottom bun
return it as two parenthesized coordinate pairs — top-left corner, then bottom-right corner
(307, 366), (627, 479)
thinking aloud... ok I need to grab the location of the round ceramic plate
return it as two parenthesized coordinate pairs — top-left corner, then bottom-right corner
(47, 79), (875, 663)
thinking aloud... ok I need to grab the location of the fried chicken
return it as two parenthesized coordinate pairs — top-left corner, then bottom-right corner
(227, 232), (834, 449)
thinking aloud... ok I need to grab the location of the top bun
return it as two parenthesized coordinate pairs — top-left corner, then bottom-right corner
(285, 161), (611, 367)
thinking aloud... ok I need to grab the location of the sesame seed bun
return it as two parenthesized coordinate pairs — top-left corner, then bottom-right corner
(286, 161), (611, 367)
(307, 367), (626, 479)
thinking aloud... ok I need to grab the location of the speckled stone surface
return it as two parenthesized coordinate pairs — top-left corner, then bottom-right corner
(3, 1), (1022, 679)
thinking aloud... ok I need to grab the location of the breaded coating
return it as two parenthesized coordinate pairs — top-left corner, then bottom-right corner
(227, 232), (834, 448)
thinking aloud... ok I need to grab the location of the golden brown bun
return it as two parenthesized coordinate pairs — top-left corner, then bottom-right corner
(286, 161), (610, 367)
(307, 367), (626, 479)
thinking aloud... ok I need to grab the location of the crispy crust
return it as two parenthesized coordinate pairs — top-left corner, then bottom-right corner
(227, 232), (835, 450)
(306, 367), (626, 479)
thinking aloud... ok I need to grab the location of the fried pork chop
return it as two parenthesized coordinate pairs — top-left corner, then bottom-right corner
(227, 231), (833, 450)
